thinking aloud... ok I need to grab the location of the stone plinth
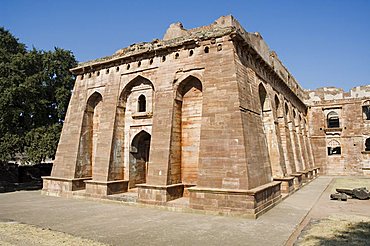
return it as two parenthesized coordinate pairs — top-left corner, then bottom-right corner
(298, 170), (310, 183)
(310, 168), (318, 178)
(41, 176), (91, 197)
(291, 173), (303, 190)
(137, 183), (184, 205)
(273, 176), (295, 194)
(308, 169), (314, 179)
(188, 181), (281, 218)
(84, 180), (129, 197)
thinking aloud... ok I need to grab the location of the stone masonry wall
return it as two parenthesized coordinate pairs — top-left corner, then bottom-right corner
(306, 86), (370, 175)
(44, 15), (320, 217)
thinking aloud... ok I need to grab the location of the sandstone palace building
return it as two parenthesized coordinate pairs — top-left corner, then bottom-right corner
(42, 16), (370, 218)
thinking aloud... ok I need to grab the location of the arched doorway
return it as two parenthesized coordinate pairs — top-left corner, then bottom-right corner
(129, 131), (151, 188)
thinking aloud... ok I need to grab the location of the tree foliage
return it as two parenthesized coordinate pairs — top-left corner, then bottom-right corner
(0, 27), (77, 164)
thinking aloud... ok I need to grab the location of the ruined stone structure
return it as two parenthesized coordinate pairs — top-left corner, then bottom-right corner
(306, 86), (370, 176)
(43, 15), (332, 218)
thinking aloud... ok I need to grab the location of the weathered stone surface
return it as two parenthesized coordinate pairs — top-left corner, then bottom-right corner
(306, 86), (370, 176)
(42, 15), (334, 217)
(336, 187), (370, 200)
(330, 192), (348, 201)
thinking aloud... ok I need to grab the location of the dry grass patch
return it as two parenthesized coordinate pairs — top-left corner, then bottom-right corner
(0, 221), (108, 246)
(330, 178), (370, 193)
(296, 215), (370, 246)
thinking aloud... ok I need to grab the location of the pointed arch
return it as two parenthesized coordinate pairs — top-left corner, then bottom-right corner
(327, 111), (339, 128)
(86, 91), (103, 111)
(258, 83), (270, 113)
(285, 102), (289, 114)
(129, 130), (151, 187)
(111, 75), (154, 182)
(131, 130), (151, 150)
(171, 75), (203, 186)
(174, 73), (203, 93)
(362, 100), (370, 120)
(274, 94), (283, 118)
(119, 75), (155, 107)
(258, 83), (286, 177)
(365, 138), (370, 151)
(76, 91), (103, 178)
(176, 75), (203, 99)
(138, 94), (146, 112)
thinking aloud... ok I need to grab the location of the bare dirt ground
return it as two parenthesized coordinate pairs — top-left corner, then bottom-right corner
(0, 221), (108, 246)
(293, 177), (370, 245)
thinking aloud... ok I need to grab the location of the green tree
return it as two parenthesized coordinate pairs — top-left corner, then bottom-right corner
(0, 27), (77, 164)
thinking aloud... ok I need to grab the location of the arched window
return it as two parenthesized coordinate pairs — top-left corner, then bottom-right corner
(363, 100), (370, 120)
(285, 103), (289, 115)
(327, 111), (340, 128)
(365, 138), (370, 151)
(327, 140), (341, 156)
(258, 84), (270, 114)
(274, 95), (282, 117)
(138, 95), (146, 112)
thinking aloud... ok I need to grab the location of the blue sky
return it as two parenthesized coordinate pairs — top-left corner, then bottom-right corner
(1, 0), (369, 91)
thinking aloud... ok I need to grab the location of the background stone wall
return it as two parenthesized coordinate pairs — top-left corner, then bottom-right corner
(306, 86), (370, 175)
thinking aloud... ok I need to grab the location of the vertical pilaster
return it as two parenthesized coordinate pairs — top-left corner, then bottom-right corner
(278, 116), (292, 174)
(43, 77), (94, 195)
(145, 90), (174, 186)
(263, 110), (286, 178)
(301, 119), (312, 169)
(288, 120), (303, 172)
(295, 119), (307, 170)
(84, 72), (129, 196)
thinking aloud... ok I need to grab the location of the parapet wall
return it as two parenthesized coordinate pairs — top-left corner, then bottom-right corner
(71, 15), (306, 105)
(305, 85), (370, 105)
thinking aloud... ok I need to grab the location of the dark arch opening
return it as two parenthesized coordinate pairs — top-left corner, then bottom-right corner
(177, 76), (202, 97)
(258, 84), (268, 113)
(138, 94), (146, 112)
(275, 95), (280, 109)
(285, 103), (289, 115)
(274, 95), (283, 118)
(363, 100), (370, 120)
(86, 92), (102, 112)
(365, 138), (370, 151)
(129, 130), (151, 187)
(327, 111), (340, 128)
(327, 140), (341, 155)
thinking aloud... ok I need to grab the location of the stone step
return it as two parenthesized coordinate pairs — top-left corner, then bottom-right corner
(107, 192), (138, 203)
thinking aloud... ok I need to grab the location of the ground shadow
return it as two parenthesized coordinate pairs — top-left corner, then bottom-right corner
(0, 163), (52, 193)
(307, 221), (370, 245)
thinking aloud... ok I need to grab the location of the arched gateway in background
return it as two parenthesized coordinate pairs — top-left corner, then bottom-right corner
(42, 15), (369, 218)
